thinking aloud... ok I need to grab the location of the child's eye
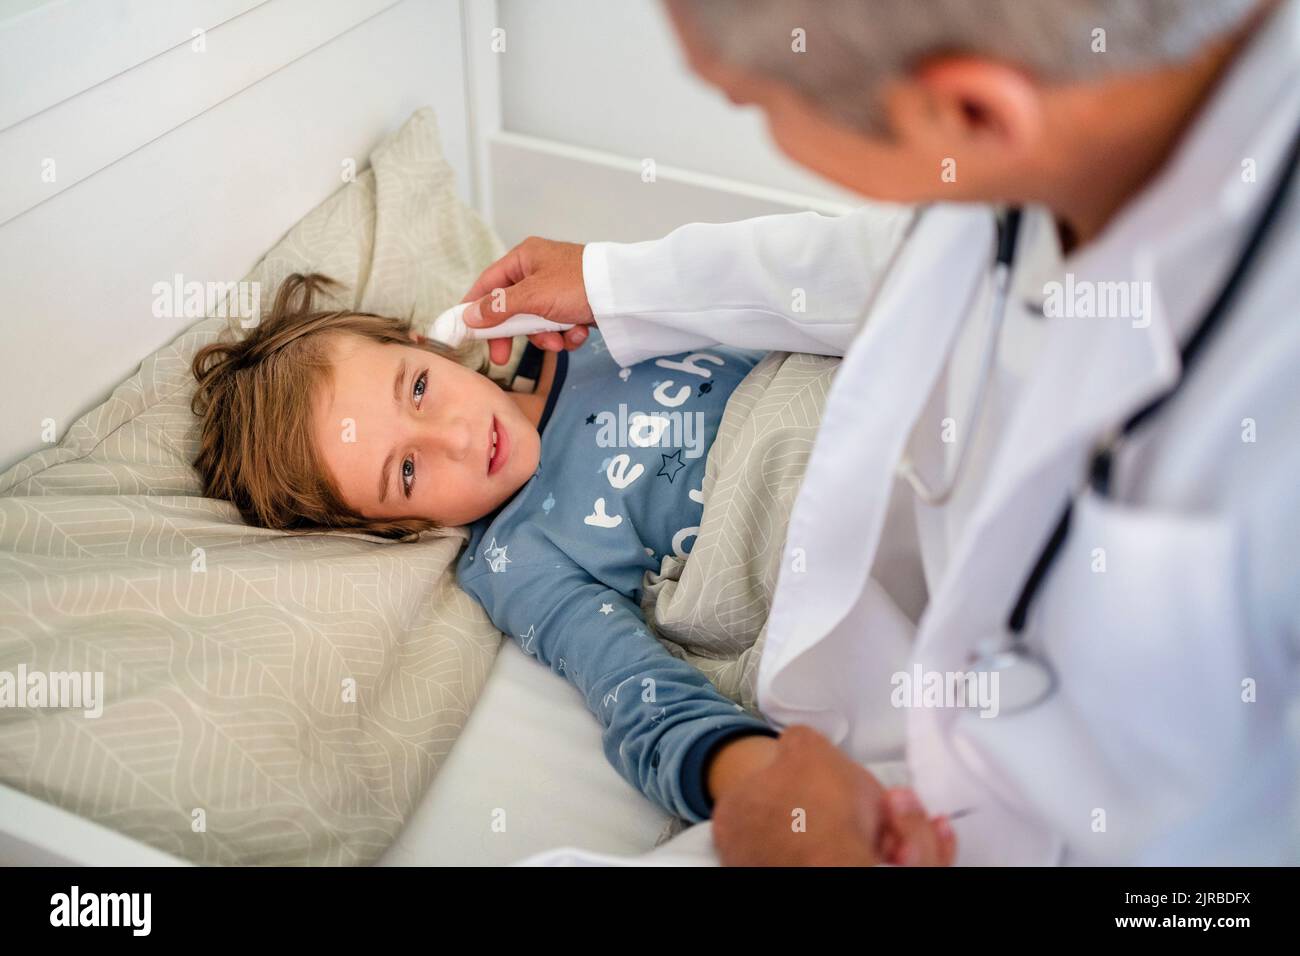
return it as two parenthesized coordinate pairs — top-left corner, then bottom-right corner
(402, 457), (415, 496)
(413, 369), (428, 405)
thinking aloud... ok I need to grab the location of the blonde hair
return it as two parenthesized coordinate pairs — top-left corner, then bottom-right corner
(190, 273), (485, 540)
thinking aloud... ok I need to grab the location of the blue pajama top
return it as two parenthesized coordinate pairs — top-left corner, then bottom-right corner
(456, 330), (777, 821)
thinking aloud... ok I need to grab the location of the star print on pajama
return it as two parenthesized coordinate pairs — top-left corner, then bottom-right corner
(483, 537), (510, 572)
(657, 449), (686, 483)
(457, 330), (776, 822)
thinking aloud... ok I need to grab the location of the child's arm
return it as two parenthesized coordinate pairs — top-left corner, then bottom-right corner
(464, 556), (776, 822)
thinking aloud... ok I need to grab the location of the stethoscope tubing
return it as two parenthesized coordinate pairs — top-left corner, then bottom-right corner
(897, 208), (1023, 507)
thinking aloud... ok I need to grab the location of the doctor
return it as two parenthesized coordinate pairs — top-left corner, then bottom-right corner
(463, 0), (1299, 865)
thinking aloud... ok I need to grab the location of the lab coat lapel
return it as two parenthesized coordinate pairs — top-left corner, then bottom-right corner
(930, 250), (1180, 637)
(899, 247), (1181, 864)
(759, 205), (996, 714)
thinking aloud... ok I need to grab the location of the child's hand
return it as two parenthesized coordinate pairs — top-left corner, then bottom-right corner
(878, 787), (957, 866)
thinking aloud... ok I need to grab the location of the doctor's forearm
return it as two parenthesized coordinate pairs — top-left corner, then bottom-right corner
(585, 206), (912, 366)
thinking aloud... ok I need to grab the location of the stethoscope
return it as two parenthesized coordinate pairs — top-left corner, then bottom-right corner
(899, 118), (1300, 714)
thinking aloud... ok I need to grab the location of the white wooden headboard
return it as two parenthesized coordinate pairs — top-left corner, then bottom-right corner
(0, 0), (861, 475)
(0, 0), (474, 473)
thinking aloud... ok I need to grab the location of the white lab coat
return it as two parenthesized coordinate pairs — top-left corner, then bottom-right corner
(525, 0), (1300, 865)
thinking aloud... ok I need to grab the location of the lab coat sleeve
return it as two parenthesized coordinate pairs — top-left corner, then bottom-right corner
(584, 204), (916, 366)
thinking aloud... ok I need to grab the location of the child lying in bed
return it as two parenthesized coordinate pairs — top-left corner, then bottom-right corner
(189, 273), (777, 825)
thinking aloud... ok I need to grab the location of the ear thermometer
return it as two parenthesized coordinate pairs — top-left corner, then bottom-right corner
(426, 301), (575, 347)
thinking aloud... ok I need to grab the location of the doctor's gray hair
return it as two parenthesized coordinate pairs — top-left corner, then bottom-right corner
(672, 0), (1264, 134)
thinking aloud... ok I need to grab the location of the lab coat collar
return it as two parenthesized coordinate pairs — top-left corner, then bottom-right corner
(1075, 0), (1300, 346)
(1122, 0), (1297, 336)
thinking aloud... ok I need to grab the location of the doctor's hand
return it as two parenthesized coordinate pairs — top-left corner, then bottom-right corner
(459, 237), (595, 365)
(709, 725), (955, 866)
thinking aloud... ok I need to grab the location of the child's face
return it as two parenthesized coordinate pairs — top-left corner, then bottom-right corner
(312, 332), (540, 526)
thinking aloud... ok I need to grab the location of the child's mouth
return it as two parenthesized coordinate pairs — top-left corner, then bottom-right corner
(488, 415), (509, 476)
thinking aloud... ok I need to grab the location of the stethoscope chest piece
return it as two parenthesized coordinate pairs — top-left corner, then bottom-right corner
(968, 633), (1058, 715)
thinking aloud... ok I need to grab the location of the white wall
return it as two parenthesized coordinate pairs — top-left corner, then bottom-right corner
(495, 0), (860, 204)
(479, 0), (860, 246)
(0, 0), (472, 473)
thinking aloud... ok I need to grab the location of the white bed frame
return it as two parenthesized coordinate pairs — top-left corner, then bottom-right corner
(0, 0), (853, 865)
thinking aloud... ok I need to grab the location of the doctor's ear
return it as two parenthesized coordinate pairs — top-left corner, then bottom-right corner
(886, 57), (1045, 155)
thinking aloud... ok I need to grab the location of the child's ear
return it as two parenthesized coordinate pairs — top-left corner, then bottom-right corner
(407, 329), (423, 344)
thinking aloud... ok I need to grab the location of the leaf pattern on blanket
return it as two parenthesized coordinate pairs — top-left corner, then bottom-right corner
(641, 350), (839, 714)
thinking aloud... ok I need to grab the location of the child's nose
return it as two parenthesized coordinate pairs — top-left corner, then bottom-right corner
(425, 416), (472, 462)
